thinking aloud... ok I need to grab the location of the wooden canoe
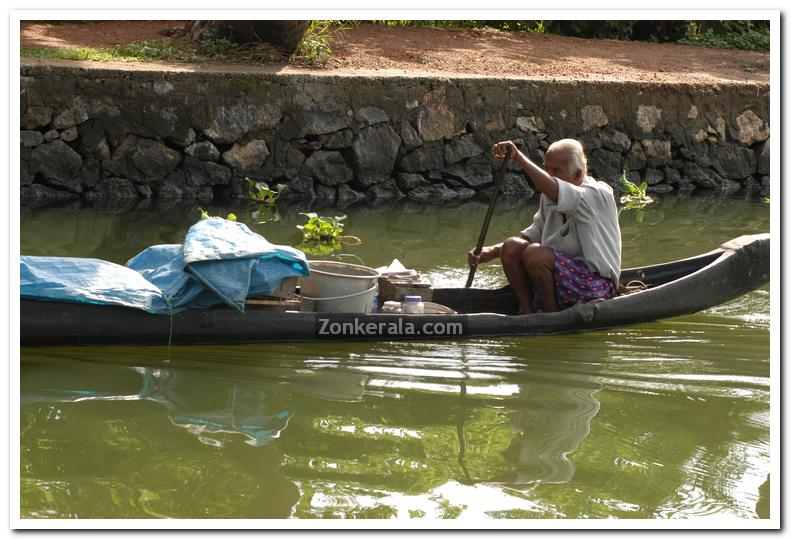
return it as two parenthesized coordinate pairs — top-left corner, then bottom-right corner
(20, 234), (769, 346)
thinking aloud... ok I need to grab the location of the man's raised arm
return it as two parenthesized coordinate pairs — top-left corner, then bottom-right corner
(492, 140), (559, 201)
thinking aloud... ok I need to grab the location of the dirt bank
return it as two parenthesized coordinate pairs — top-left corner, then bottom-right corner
(20, 20), (769, 85)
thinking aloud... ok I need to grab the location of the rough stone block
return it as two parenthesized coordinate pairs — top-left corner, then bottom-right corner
(515, 116), (545, 134)
(599, 129), (632, 152)
(302, 150), (353, 186)
(444, 134), (482, 165)
(279, 175), (316, 201)
(663, 167), (682, 184)
(636, 105), (662, 133)
(735, 110), (769, 145)
(222, 139), (270, 173)
(589, 148), (623, 180)
(21, 106), (52, 130)
(289, 107), (350, 138)
(320, 129), (354, 150)
(29, 140), (83, 193)
(355, 107), (389, 126)
(641, 139), (672, 167)
(710, 142), (757, 179)
(130, 138), (183, 181)
(416, 88), (456, 142)
(20, 130), (44, 148)
(579, 132), (602, 152)
(643, 167), (664, 185)
(183, 156), (232, 186)
(399, 143), (444, 172)
(683, 162), (728, 190)
(52, 104), (89, 130)
(400, 121), (423, 150)
(156, 170), (187, 199)
(77, 120), (111, 161)
(396, 172), (428, 191)
(283, 145), (306, 179)
(623, 143), (646, 170)
(60, 127), (78, 142)
(581, 105), (608, 131)
(186, 141), (221, 162)
(353, 123), (401, 185)
(500, 173), (535, 196)
(204, 103), (282, 143)
(456, 155), (493, 188)
(77, 158), (102, 189)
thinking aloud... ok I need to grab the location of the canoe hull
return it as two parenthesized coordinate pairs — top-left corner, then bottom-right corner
(20, 234), (770, 346)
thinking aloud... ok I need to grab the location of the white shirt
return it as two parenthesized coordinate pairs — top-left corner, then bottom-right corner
(520, 176), (622, 283)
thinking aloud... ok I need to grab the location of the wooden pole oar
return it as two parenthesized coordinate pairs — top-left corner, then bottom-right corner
(465, 145), (513, 288)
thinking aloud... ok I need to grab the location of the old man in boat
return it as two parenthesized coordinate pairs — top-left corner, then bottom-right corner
(468, 139), (622, 314)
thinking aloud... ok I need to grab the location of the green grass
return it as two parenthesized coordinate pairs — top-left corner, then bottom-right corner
(22, 22), (346, 67)
(21, 46), (142, 62)
(21, 36), (251, 64)
(678, 21), (769, 52)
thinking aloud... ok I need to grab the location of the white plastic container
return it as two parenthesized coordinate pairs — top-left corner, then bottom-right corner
(300, 260), (380, 313)
(381, 301), (402, 313)
(402, 295), (425, 314)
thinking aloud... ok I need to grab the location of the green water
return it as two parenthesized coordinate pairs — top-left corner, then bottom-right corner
(20, 194), (772, 520)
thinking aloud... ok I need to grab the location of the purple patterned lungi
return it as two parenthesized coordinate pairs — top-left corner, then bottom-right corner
(533, 249), (617, 311)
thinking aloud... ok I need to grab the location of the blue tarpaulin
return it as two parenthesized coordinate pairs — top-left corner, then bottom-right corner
(21, 218), (310, 314)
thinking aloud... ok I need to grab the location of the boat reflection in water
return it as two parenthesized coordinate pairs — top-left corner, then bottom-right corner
(22, 362), (293, 448)
(21, 352), (374, 518)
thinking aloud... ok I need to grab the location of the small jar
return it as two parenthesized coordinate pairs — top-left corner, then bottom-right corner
(381, 301), (402, 313)
(402, 295), (424, 314)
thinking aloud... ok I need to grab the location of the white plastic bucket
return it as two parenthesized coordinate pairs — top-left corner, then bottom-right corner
(301, 284), (378, 313)
(300, 260), (380, 313)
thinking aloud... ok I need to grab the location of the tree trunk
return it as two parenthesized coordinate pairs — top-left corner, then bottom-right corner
(178, 21), (311, 54)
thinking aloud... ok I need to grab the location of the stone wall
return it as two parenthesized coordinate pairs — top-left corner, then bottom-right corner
(20, 60), (770, 206)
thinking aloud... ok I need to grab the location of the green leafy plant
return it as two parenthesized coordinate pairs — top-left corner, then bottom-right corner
(680, 20), (769, 52)
(246, 178), (284, 224)
(763, 197), (770, 204)
(296, 212), (362, 255)
(247, 178), (280, 205)
(619, 171), (654, 211)
(197, 36), (238, 57)
(116, 39), (200, 62)
(292, 20), (346, 66)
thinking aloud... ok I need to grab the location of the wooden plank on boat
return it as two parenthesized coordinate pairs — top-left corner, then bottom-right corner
(245, 297), (301, 311)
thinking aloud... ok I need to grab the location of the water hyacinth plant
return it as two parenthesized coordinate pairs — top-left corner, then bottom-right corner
(296, 213), (362, 256)
(247, 178), (283, 224)
(619, 170), (654, 210)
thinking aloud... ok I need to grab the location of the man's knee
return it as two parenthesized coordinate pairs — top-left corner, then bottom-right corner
(522, 245), (554, 277)
(501, 236), (528, 262)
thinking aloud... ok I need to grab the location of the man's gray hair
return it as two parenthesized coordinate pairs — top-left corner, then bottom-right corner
(547, 139), (588, 178)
